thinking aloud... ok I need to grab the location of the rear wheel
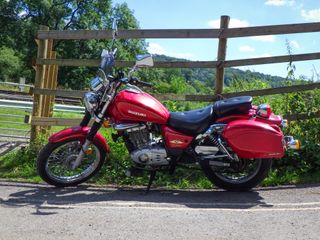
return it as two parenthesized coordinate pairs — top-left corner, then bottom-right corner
(200, 158), (272, 191)
(37, 138), (106, 187)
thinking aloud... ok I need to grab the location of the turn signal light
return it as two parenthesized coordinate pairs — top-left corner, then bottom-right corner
(84, 148), (93, 155)
(103, 120), (111, 128)
(285, 136), (300, 150)
(294, 140), (300, 150)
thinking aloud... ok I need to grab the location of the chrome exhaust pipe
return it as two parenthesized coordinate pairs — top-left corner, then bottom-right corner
(284, 136), (300, 150)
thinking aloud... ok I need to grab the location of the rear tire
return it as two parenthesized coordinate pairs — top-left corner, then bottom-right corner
(200, 158), (272, 191)
(37, 138), (106, 187)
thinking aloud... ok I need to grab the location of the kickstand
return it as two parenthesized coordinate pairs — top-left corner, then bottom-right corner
(145, 170), (156, 194)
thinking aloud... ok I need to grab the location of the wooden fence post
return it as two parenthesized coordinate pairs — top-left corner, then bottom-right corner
(31, 25), (49, 141)
(40, 39), (54, 134)
(47, 51), (58, 131)
(215, 15), (230, 95)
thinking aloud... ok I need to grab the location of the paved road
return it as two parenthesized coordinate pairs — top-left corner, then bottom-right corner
(0, 181), (319, 240)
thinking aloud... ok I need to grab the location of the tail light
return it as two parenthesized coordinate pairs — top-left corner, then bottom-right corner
(284, 136), (300, 150)
(256, 104), (271, 118)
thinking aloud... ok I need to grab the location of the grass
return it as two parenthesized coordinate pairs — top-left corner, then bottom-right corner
(0, 107), (84, 136)
(263, 169), (320, 186)
(0, 141), (42, 182)
(0, 83), (31, 93)
(0, 109), (30, 126)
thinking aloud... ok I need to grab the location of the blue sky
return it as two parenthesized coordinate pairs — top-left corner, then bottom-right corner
(114, 0), (320, 79)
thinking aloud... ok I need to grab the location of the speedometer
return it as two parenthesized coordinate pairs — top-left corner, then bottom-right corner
(90, 77), (104, 91)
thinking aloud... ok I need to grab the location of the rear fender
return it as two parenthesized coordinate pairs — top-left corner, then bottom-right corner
(49, 126), (110, 153)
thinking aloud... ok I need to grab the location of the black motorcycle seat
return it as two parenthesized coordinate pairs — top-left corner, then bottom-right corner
(213, 96), (252, 118)
(168, 105), (213, 136)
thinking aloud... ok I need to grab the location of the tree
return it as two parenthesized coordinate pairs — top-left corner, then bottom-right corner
(0, 47), (22, 82)
(0, 1), (146, 88)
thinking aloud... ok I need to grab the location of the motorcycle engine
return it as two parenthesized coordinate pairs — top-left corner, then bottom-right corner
(122, 124), (170, 166)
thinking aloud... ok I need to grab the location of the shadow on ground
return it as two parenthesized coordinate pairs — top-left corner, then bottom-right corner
(1, 181), (319, 215)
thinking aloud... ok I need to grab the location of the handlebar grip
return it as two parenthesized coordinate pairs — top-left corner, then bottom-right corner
(130, 77), (152, 87)
(139, 80), (153, 87)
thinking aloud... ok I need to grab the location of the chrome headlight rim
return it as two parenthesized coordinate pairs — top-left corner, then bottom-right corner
(83, 92), (99, 114)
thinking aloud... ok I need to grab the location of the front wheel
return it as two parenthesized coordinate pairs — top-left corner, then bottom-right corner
(200, 158), (272, 191)
(37, 138), (106, 187)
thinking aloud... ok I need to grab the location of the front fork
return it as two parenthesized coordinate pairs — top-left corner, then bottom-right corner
(72, 111), (103, 169)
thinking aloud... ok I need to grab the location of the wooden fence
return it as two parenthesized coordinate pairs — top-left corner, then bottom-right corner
(30, 15), (320, 140)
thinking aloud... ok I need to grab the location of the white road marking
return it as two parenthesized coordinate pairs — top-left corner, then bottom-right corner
(39, 202), (320, 212)
(2, 196), (320, 212)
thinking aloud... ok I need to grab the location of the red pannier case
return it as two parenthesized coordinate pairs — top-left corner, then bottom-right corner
(222, 119), (284, 159)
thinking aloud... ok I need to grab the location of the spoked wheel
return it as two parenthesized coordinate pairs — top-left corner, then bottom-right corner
(200, 158), (272, 191)
(37, 138), (106, 187)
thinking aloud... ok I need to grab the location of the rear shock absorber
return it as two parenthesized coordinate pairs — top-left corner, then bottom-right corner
(207, 134), (234, 161)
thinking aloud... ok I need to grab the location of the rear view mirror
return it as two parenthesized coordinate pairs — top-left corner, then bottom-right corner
(112, 19), (118, 38)
(135, 54), (154, 68)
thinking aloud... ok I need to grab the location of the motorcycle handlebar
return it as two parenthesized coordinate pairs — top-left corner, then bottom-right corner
(130, 77), (153, 87)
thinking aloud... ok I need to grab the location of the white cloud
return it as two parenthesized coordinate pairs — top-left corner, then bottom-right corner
(265, 0), (295, 7)
(301, 8), (320, 21)
(147, 43), (166, 55)
(147, 42), (194, 60)
(239, 45), (255, 52)
(208, 18), (249, 28)
(208, 18), (275, 42)
(290, 40), (300, 49)
(250, 35), (276, 42)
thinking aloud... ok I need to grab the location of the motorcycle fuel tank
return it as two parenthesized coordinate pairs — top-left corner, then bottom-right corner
(222, 119), (284, 159)
(108, 90), (170, 124)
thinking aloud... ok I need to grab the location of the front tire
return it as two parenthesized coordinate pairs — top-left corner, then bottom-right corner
(37, 138), (106, 187)
(200, 158), (272, 191)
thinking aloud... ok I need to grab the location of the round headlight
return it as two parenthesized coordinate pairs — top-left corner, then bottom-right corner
(83, 92), (99, 114)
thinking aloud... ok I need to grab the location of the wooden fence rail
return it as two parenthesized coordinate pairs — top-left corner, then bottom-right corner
(36, 52), (320, 68)
(37, 22), (320, 40)
(30, 15), (320, 140)
(31, 82), (320, 101)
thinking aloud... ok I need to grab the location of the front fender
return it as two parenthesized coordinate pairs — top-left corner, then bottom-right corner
(49, 126), (110, 153)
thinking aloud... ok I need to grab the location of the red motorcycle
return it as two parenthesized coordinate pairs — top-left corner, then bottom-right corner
(37, 23), (299, 192)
